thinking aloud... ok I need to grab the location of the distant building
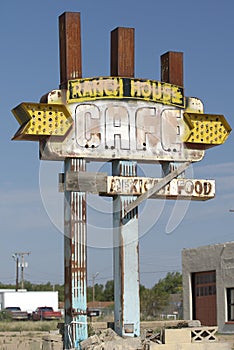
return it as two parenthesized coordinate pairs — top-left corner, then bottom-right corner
(87, 301), (114, 319)
(182, 241), (234, 333)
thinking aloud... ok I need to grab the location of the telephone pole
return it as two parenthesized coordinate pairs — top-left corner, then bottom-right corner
(92, 272), (99, 303)
(12, 252), (30, 290)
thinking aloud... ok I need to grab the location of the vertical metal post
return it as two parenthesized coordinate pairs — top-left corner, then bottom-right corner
(59, 12), (88, 349)
(16, 256), (19, 292)
(111, 27), (140, 337)
(112, 161), (140, 337)
(20, 254), (25, 290)
(64, 158), (87, 349)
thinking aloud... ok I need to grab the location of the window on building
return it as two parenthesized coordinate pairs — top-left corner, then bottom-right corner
(193, 271), (216, 297)
(227, 288), (234, 321)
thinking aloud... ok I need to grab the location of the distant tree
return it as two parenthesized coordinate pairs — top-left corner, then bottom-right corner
(94, 283), (105, 301)
(87, 281), (114, 302)
(55, 284), (64, 302)
(103, 280), (114, 301)
(140, 272), (182, 320)
(0, 282), (15, 290)
(140, 282), (169, 319)
(87, 283), (105, 302)
(87, 286), (93, 302)
(0, 272), (182, 309)
(157, 272), (182, 294)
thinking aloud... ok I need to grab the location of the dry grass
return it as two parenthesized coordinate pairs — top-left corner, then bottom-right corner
(0, 320), (60, 332)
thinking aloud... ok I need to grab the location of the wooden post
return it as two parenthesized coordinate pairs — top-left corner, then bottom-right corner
(111, 27), (135, 77)
(160, 52), (185, 188)
(59, 12), (82, 88)
(161, 51), (183, 87)
(111, 27), (140, 337)
(59, 12), (88, 349)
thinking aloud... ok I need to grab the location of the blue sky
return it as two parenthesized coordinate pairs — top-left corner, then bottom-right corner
(0, 0), (234, 288)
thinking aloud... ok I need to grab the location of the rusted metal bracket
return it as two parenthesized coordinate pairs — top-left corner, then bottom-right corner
(122, 161), (191, 218)
(59, 171), (107, 193)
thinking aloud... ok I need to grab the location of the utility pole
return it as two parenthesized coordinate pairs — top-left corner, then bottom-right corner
(92, 272), (99, 303)
(12, 254), (19, 291)
(13, 252), (30, 290)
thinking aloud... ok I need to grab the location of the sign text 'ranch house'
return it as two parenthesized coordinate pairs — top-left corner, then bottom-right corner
(67, 77), (184, 107)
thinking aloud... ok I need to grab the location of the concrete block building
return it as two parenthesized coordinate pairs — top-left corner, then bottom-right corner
(182, 241), (234, 333)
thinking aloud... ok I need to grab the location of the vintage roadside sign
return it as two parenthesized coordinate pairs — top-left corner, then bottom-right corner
(12, 77), (231, 163)
(11, 12), (232, 348)
(39, 98), (204, 162)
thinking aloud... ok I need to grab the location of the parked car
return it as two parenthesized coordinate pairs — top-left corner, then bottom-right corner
(4, 307), (29, 321)
(32, 306), (62, 321)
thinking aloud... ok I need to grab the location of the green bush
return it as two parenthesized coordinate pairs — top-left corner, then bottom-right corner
(0, 310), (12, 321)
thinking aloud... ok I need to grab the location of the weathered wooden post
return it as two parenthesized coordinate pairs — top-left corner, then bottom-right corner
(160, 52), (185, 179)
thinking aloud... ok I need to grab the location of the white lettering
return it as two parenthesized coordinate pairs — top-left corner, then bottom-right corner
(107, 177), (214, 199)
(136, 107), (160, 150)
(105, 106), (130, 150)
(75, 104), (101, 147)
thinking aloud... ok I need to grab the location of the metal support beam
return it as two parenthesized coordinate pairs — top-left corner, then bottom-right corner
(111, 27), (140, 337)
(59, 12), (87, 349)
(112, 160), (140, 337)
(64, 159), (87, 349)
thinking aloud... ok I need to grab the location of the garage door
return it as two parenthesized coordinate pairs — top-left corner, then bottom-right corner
(192, 270), (217, 326)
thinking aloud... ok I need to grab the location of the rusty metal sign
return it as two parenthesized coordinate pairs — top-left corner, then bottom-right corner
(107, 177), (215, 200)
(60, 171), (215, 201)
(40, 99), (205, 162)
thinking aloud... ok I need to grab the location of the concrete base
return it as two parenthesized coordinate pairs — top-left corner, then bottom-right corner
(220, 323), (234, 334)
(163, 327), (218, 344)
(163, 328), (191, 344)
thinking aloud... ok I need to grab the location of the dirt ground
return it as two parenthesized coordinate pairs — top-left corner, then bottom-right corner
(217, 334), (234, 349)
(0, 327), (233, 350)
(0, 331), (62, 350)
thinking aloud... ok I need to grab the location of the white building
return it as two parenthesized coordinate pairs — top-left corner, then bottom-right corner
(0, 290), (59, 314)
(182, 241), (234, 333)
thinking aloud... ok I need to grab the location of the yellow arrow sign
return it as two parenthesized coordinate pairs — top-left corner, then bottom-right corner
(12, 103), (73, 141)
(183, 112), (232, 147)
